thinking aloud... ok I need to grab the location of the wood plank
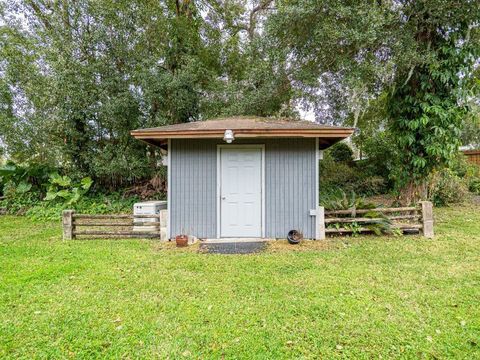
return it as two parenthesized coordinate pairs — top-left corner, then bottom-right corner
(325, 217), (388, 224)
(73, 214), (132, 219)
(325, 227), (371, 233)
(388, 215), (421, 220)
(394, 224), (423, 229)
(73, 214), (160, 219)
(325, 215), (421, 223)
(73, 230), (160, 236)
(74, 222), (161, 227)
(325, 207), (418, 216)
(74, 234), (160, 239)
(325, 224), (423, 233)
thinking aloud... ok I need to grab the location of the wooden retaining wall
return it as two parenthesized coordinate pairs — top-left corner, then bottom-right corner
(62, 210), (168, 240)
(317, 201), (434, 239)
(62, 201), (434, 240)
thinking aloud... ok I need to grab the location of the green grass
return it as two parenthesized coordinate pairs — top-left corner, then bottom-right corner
(1, 205), (479, 359)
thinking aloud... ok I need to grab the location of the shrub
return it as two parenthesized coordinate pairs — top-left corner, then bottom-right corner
(320, 154), (388, 197)
(447, 152), (480, 196)
(357, 131), (398, 187)
(469, 177), (480, 195)
(25, 193), (141, 221)
(449, 152), (473, 178)
(320, 159), (357, 192)
(355, 176), (387, 196)
(427, 169), (468, 206)
(464, 163), (480, 195)
(1, 181), (41, 215)
(0, 164), (142, 220)
(0, 161), (53, 196)
(329, 142), (354, 163)
(44, 173), (93, 205)
(320, 189), (376, 210)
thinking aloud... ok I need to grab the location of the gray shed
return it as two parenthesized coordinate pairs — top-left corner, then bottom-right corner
(131, 117), (353, 240)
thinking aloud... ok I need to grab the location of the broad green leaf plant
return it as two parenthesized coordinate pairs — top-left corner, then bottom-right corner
(44, 174), (93, 205)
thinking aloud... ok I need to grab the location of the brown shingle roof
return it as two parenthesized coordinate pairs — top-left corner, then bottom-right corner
(131, 116), (354, 149)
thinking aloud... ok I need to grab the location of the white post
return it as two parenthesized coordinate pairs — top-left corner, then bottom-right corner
(420, 201), (434, 238)
(166, 139), (171, 240)
(316, 206), (326, 240)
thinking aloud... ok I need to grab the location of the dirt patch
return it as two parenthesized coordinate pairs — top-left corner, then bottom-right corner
(151, 240), (201, 253)
(365, 194), (398, 206)
(266, 239), (347, 253)
(470, 194), (480, 206)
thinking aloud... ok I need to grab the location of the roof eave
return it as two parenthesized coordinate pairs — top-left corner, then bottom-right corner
(131, 129), (354, 150)
(130, 129), (354, 139)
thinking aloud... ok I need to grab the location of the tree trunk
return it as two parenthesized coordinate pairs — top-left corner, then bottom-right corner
(398, 180), (428, 206)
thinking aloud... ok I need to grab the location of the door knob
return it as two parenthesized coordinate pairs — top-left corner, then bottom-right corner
(221, 196), (226, 200)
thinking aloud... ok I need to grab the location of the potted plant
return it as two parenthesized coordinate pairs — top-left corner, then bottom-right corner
(175, 234), (188, 247)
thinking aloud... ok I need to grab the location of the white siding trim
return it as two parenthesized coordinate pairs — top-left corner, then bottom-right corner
(216, 146), (221, 238)
(315, 137), (320, 240)
(261, 145), (265, 238)
(216, 144), (265, 238)
(167, 138), (171, 240)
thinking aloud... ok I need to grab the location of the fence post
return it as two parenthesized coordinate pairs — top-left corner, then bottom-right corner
(351, 205), (357, 218)
(316, 206), (326, 240)
(62, 210), (75, 240)
(159, 209), (168, 241)
(420, 201), (434, 238)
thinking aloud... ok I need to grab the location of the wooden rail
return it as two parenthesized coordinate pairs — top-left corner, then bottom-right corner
(62, 210), (168, 240)
(62, 202), (434, 241)
(325, 215), (421, 223)
(318, 201), (433, 239)
(324, 206), (418, 215)
(73, 214), (157, 219)
(325, 224), (423, 234)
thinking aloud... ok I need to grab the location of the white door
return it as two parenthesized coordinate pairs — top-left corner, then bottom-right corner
(220, 147), (262, 237)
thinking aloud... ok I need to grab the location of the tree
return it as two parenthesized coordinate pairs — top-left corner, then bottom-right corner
(2, 0), (478, 197)
(387, 0), (480, 202)
(460, 67), (480, 147)
(267, 0), (480, 202)
(0, 0), (294, 187)
(461, 114), (480, 148)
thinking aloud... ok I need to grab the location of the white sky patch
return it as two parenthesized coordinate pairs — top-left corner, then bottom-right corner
(298, 107), (315, 122)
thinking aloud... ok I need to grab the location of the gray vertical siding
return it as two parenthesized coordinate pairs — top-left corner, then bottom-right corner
(170, 139), (217, 238)
(170, 138), (317, 239)
(265, 138), (316, 239)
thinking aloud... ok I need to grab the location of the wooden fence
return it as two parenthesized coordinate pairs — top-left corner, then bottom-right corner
(317, 201), (434, 239)
(463, 149), (480, 166)
(63, 201), (434, 241)
(62, 210), (168, 240)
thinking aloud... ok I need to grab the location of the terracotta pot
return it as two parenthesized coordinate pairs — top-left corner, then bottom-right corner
(176, 235), (189, 247)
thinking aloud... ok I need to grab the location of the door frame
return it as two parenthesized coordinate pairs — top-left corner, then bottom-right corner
(216, 144), (265, 238)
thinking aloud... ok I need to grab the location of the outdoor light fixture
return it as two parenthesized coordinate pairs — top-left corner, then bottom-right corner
(223, 129), (235, 143)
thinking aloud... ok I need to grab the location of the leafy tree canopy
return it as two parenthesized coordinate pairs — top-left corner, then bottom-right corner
(0, 0), (479, 199)
(267, 0), (480, 201)
(0, 0), (292, 186)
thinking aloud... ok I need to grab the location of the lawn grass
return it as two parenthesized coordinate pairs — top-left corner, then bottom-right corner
(0, 204), (479, 359)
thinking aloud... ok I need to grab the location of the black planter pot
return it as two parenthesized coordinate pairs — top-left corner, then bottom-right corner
(287, 230), (303, 244)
